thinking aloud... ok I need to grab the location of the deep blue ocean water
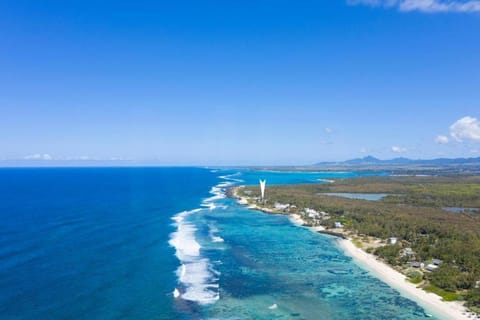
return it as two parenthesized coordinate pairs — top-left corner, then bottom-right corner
(0, 168), (438, 319)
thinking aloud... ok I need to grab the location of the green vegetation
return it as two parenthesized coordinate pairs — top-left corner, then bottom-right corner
(313, 176), (480, 208)
(466, 289), (480, 309)
(351, 238), (363, 248)
(237, 175), (480, 309)
(424, 285), (459, 301)
(374, 244), (401, 265)
(428, 265), (473, 292)
(406, 270), (423, 284)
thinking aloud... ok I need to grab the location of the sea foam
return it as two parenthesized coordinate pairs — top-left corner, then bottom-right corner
(169, 172), (243, 305)
(169, 208), (219, 305)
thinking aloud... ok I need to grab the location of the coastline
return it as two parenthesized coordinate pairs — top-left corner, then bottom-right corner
(337, 238), (470, 320)
(230, 186), (472, 320)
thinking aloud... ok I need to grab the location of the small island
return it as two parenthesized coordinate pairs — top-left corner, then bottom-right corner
(230, 175), (480, 319)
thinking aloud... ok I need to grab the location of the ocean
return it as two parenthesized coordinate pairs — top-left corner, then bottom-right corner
(0, 167), (437, 319)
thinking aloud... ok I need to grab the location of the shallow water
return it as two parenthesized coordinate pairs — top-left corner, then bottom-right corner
(443, 207), (479, 214)
(235, 170), (387, 185)
(320, 192), (389, 201)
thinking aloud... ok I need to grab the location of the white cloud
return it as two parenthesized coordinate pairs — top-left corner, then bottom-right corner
(24, 153), (53, 160)
(348, 0), (480, 13)
(449, 116), (480, 142)
(391, 146), (407, 153)
(360, 147), (368, 153)
(435, 135), (449, 144)
(324, 127), (333, 134)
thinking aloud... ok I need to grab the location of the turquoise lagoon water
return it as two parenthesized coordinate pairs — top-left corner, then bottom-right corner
(233, 169), (387, 185)
(0, 168), (438, 319)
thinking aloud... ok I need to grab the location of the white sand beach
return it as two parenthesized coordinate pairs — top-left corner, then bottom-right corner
(337, 238), (471, 320)
(289, 213), (326, 232)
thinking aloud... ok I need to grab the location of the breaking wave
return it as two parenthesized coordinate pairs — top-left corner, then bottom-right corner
(169, 208), (219, 305)
(169, 171), (242, 305)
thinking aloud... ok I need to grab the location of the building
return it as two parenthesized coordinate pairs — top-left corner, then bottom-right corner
(274, 202), (290, 210)
(304, 208), (319, 218)
(432, 259), (443, 266)
(425, 264), (439, 272)
(389, 237), (398, 245)
(334, 222), (343, 228)
(402, 247), (415, 257)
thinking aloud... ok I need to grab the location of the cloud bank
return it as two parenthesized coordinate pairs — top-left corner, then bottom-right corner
(348, 0), (480, 13)
(24, 153), (53, 160)
(435, 135), (449, 144)
(450, 116), (480, 142)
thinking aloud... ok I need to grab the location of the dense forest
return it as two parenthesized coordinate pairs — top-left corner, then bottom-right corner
(238, 176), (480, 310)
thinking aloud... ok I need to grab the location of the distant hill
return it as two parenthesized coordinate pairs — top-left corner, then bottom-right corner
(314, 156), (480, 167)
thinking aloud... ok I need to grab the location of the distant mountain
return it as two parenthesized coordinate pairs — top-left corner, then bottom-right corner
(314, 156), (480, 167)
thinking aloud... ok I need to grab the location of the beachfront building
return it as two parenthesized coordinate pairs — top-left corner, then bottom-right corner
(389, 237), (398, 245)
(432, 259), (443, 266)
(274, 202), (290, 210)
(425, 264), (439, 272)
(334, 222), (344, 228)
(401, 247), (415, 258)
(304, 208), (319, 218)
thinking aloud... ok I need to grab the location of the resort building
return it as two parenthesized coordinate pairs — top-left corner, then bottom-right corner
(274, 202), (290, 210)
(425, 264), (439, 272)
(432, 259), (443, 266)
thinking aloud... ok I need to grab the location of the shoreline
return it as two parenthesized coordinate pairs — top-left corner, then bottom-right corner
(230, 186), (472, 320)
(337, 238), (470, 320)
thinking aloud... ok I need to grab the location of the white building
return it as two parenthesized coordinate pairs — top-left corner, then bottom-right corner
(304, 208), (319, 218)
(274, 202), (290, 210)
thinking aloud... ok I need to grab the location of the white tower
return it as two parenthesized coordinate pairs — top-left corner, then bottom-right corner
(259, 179), (266, 202)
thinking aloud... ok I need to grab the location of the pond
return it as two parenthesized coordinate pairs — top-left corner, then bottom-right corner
(319, 193), (389, 201)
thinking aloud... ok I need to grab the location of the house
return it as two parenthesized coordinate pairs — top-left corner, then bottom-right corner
(432, 259), (443, 266)
(402, 248), (415, 257)
(389, 237), (398, 245)
(334, 222), (343, 228)
(304, 208), (319, 218)
(425, 264), (438, 272)
(410, 261), (423, 268)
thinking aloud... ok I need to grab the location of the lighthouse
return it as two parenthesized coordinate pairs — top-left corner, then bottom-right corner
(259, 179), (266, 202)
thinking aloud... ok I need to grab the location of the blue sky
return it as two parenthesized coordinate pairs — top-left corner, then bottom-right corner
(1, 0), (479, 165)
